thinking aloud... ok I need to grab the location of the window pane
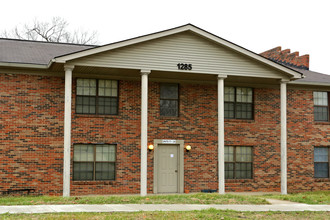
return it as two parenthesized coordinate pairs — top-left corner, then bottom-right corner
(99, 80), (118, 97)
(160, 84), (178, 99)
(96, 145), (116, 162)
(237, 88), (252, 103)
(235, 163), (252, 179)
(74, 145), (94, 161)
(315, 163), (329, 178)
(224, 87), (235, 102)
(76, 96), (96, 114)
(236, 147), (252, 162)
(160, 100), (178, 116)
(77, 79), (96, 96)
(73, 162), (93, 180)
(236, 103), (253, 119)
(95, 163), (115, 180)
(225, 146), (234, 162)
(314, 147), (329, 162)
(314, 91), (328, 106)
(225, 163), (234, 179)
(224, 103), (234, 119)
(314, 106), (328, 121)
(98, 97), (118, 115)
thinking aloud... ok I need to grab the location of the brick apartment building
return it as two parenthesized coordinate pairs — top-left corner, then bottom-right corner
(0, 24), (329, 196)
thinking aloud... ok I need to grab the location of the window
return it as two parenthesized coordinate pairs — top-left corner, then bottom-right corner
(314, 147), (329, 178)
(76, 79), (118, 115)
(225, 146), (253, 179)
(314, 91), (329, 121)
(160, 83), (179, 117)
(73, 144), (116, 181)
(225, 87), (253, 119)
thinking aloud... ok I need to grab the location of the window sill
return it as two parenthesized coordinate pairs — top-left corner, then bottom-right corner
(159, 116), (180, 120)
(225, 119), (255, 123)
(314, 178), (330, 182)
(74, 114), (119, 118)
(225, 179), (254, 183)
(314, 121), (330, 125)
(73, 180), (116, 185)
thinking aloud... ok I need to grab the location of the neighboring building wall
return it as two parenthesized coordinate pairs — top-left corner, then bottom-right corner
(260, 46), (310, 70)
(0, 74), (329, 195)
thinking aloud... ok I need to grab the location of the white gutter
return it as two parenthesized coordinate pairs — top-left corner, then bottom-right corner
(0, 61), (51, 69)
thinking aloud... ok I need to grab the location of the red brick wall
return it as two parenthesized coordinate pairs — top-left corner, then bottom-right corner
(287, 88), (330, 192)
(0, 74), (64, 195)
(1, 73), (329, 195)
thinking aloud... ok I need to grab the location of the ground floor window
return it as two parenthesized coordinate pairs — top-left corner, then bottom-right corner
(314, 147), (329, 178)
(73, 144), (116, 181)
(225, 146), (253, 179)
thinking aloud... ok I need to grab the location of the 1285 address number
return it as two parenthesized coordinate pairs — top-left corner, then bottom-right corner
(177, 63), (192, 70)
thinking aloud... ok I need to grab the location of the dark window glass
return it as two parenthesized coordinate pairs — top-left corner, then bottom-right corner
(73, 144), (116, 181)
(76, 79), (118, 115)
(160, 83), (179, 116)
(224, 87), (253, 119)
(314, 91), (328, 121)
(225, 146), (253, 179)
(314, 147), (329, 178)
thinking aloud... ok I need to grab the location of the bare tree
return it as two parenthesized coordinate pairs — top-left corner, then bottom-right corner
(1, 17), (98, 44)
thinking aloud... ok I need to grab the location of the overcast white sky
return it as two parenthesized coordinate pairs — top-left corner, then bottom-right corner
(1, 0), (329, 74)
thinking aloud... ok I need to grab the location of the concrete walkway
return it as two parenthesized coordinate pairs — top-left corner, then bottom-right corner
(0, 200), (329, 214)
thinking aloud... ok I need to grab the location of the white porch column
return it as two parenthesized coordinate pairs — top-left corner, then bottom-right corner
(140, 69), (150, 196)
(218, 74), (227, 194)
(63, 65), (74, 197)
(280, 80), (288, 195)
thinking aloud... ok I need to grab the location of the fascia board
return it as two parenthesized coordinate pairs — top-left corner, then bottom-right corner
(0, 61), (48, 69)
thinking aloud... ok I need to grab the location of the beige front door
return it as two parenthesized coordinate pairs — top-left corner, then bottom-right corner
(157, 144), (179, 193)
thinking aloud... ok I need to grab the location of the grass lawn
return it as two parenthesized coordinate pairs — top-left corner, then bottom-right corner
(0, 193), (268, 206)
(0, 209), (329, 220)
(0, 191), (329, 206)
(262, 191), (330, 205)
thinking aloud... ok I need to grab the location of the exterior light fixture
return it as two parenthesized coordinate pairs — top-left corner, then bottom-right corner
(186, 145), (191, 152)
(148, 144), (154, 151)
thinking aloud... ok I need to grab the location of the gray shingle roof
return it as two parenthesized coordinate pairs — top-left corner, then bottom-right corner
(0, 38), (95, 65)
(1, 38), (330, 85)
(286, 67), (330, 85)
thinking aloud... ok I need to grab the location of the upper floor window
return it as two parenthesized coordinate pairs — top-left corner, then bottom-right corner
(76, 79), (118, 115)
(314, 147), (329, 178)
(73, 144), (116, 181)
(160, 83), (179, 117)
(225, 146), (253, 179)
(225, 87), (253, 119)
(313, 91), (329, 121)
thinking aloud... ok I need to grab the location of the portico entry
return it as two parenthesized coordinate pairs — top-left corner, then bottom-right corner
(153, 139), (184, 194)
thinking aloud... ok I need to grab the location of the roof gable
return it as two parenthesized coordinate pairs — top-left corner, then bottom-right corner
(68, 31), (294, 79)
(55, 24), (302, 80)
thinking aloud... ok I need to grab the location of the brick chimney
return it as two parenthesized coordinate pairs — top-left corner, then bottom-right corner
(260, 46), (309, 70)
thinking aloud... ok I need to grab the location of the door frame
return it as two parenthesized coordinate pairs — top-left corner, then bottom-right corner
(153, 139), (184, 194)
